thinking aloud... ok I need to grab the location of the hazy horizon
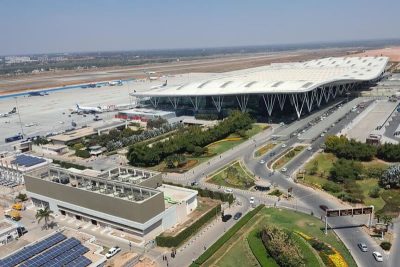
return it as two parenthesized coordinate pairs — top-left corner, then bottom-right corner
(1, 0), (400, 55)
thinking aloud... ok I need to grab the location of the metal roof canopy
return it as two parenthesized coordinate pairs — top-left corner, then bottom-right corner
(132, 56), (388, 97)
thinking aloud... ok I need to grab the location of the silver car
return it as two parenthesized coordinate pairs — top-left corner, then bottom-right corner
(357, 243), (368, 252)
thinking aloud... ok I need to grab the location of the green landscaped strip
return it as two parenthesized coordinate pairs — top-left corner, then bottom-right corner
(208, 161), (255, 189)
(273, 145), (306, 170)
(247, 229), (279, 267)
(254, 142), (277, 157)
(191, 205), (265, 267)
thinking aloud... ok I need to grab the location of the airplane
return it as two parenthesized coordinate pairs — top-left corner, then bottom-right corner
(75, 104), (102, 114)
(24, 122), (38, 127)
(0, 107), (17, 117)
(151, 80), (168, 89)
(28, 91), (48, 97)
(108, 80), (123, 86)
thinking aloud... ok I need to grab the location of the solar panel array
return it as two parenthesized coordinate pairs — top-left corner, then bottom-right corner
(0, 233), (92, 267)
(12, 154), (46, 167)
(20, 238), (81, 267)
(0, 233), (66, 266)
(65, 256), (92, 267)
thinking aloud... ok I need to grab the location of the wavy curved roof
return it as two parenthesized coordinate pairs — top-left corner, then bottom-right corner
(134, 56), (388, 97)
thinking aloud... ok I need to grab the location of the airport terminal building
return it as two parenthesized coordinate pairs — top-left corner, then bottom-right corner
(132, 57), (389, 118)
(24, 165), (197, 241)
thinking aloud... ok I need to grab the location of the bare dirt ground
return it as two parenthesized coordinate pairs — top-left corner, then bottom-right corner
(0, 48), (351, 96)
(351, 46), (400, 62)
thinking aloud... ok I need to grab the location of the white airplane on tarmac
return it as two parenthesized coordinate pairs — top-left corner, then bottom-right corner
(0, 107), (17, 118)
(74, 104), (102, 114)
(151, 80), (168, 89)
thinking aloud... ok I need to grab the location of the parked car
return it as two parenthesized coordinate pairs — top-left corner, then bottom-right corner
(224, 188), (233, 194)
(372, 251), (383, 262)
(259, 160), (265, 164)
(222, 214), (232, 222)
(233, 212), (242, 220)
(249, 197), (255, 204)
(106, 246), (121, 259)
(281, 167), (287, 172)
(281, 144), (287, 148)
(358, 243), (368, 252)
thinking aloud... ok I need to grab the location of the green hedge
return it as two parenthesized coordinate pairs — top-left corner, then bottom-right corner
(52, 160), (92, 170)
(247, 229), (279, 267)
(156, 204), (221, 247)
(191, 205), (265, 266)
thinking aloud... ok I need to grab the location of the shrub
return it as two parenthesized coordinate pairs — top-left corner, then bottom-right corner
(329, 159), (363, 183)
(368, 186), (381, 198)
(156, 204), (221, 247)
(73, 143), (84, 150)
(379, 165), (400, 188)
(268, 189), (283, 197)
(52, 159), (91, 170)
(322, 181), (342, 193)
(261, 225), (304, 267)
(380, 241), (392, 250)
(75, 149), (91, 158)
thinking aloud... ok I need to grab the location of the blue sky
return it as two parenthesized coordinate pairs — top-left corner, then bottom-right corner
(1, 0), (400, 55)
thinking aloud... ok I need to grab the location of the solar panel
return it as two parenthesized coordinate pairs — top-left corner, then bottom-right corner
(47, 245), (89, 267)
(0, 233), (66, 267)
(20, 238), (80, 267)
(65, 256), (92, 267)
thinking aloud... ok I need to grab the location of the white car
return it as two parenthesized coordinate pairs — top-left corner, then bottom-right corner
(249, 197), (255, 204)
(357, 243), (368, 252)
(320, 133), (325, 137)
(281, 167), (287, 172)
(106, 246), (121, 259)
(372, 251), (383, 262)
(259, 160), (265, 164)
(281, 144), (287, 148)
(224, 188), (233, 194)
(307, 147), (312, 151)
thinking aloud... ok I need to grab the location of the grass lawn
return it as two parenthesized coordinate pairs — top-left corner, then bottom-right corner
(273, 145), (306, 170)
(208, 161), (255, 189)
(254, 142), (278, 158)
(205, 207), (356, 267)
(356, 179), (385, 211)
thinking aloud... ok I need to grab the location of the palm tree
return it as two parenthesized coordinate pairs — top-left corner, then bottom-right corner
(35, 207), (54, 230)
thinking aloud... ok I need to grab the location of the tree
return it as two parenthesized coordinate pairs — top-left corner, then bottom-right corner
(329, 159), (363, 183)
(35, 207), (54, 230)
(15, 193), (28, 202)
(379, 165), (400, 188)
(368, 186), (381, 198)
(382, 215), (393, 230)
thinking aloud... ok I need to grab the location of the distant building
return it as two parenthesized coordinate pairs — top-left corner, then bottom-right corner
(0, 219), (19, 246)
(5, 56), (33, 64)
(115, 108), (176, 122)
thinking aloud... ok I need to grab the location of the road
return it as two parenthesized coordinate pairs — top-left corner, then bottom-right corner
(166, 97), (389, 267)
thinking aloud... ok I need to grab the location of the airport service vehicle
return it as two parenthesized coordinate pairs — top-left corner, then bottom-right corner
(233, 212), (242, 220)
(249, 197), (255, 204)
(106, 246), (121, 259)
(358, 243), (368, 252)
(372, 251), (383, 262)
(224, 189), (233, 194)
(259, 160), (265, 164)
(5, 133), (23, 143)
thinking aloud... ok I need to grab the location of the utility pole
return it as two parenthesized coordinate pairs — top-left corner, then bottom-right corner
(15, 97), (25, 137)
